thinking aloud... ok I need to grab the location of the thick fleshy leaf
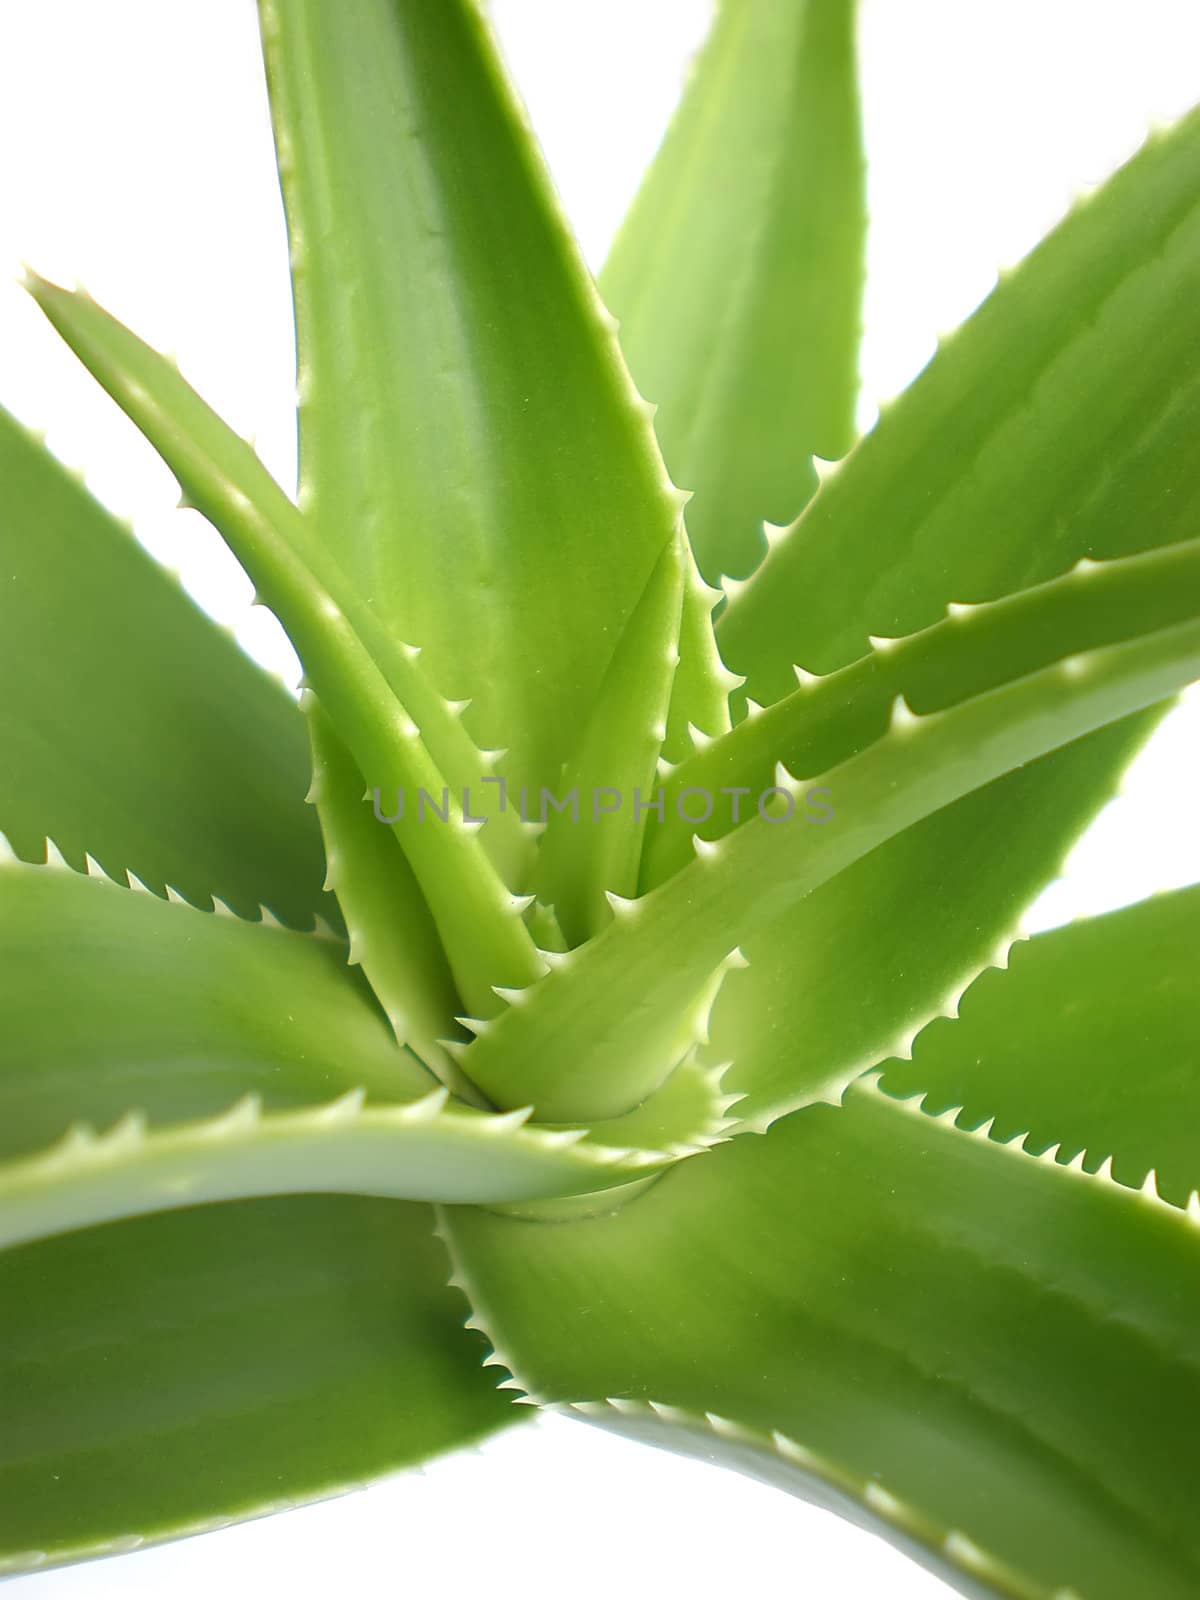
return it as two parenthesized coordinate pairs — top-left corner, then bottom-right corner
(661, 553), (740, 759)
(646, 537), (1200, 882)
(0, 849), (419, 1166)
(459, 598), (1200, 1120)
(705, 715), (1161, 1132)
(697, 100), (1200, 1132)
(602, 0), (864, 582)
(533, 529), (685, 945)
(302, 696), (478, 1098)
(879, 884), (1200, 1206)
(0, 859), (692, 1248)
(0, 1195), (518, 1573)
(24, 274), (543, 1016)
(719, 104), (1200, 702)
(446, 1081), (1200, 1600)
(257, 0), (687, 793)
(0, 406), (328, 927)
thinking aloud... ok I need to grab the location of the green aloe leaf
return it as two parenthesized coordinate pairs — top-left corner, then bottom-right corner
(0, 847), (417, 1163)
(0, 1195), (518, 1573)
(460, 570), (1200, 1120)
(602, 0), (865, 582)
(878, 884), (1200, 1206)
(446, 1079), (1200, 1600)
(301, 696), (479, 1100)
(0, 406), (328, 928)
(257, 0), (688, 796)
(719, 104), (1200, 702)
(533, 529), (686, 945)
(646, 537), (1200, 882)
(8, 0), (1200, 1586)
(703, 715), (1162, 1133)
(0, 857), (692, 1248)
(688, 105), (1200, 1138)
(23, 274), (544, 1016)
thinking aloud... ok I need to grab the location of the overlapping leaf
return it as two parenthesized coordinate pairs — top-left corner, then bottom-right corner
(0, 857), (695, 1249)
(879, 884), (1200, 1205)
(0, 1196), (519, 1574)
(602, 0), (865, 581)
(458, 544), (1200, 1120)
(446, 1080), (1200, 1600)
(0, 407), (328, 927)
(258, 0), (688, 795)
(719, 104), (1200, 700)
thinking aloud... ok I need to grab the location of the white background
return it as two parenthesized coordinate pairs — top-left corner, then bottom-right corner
(1, 2), (1198, 1595)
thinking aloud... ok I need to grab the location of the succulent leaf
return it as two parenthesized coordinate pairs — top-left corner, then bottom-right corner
(0, 1197), (520, 1573)
(534, 529), (686, 945)
(0, 406), (328, 928)
(459, 603), (1200, 1120)
(646, 536), (1200, 882)
(0, 856), (706, 1249)
(22, 275), (542, 1015)
(6, 0), (1200, 1587)
(445, 1078), (1200, 1600)
(719, 104), (1200, 702)
(603, 0), (864, 583)
(258, 0), (689, 796)
(879, 883), (1200, 1205)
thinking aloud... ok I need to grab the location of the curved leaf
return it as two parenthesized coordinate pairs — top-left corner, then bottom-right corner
(533, 529), (685, 945)
(602, 0), (865, 581)
(646, 537), (1200, 882)
(0, 1196), (519, 1573)
(446, 1081), (1200, 1600)
(879, 884), (1200, 1206)
(460, 609), (1200, 1120)
(302, 696), (478, 1099)
(0, 858), (692, 1248)
(0, 406), (328, 928)
(258, 0), (687, 793)
(23, 274), (543, 1015)
(719, 104), (1200, 702)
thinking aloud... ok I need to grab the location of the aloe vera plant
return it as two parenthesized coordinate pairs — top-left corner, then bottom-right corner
(3, 0), (1200, 1593)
